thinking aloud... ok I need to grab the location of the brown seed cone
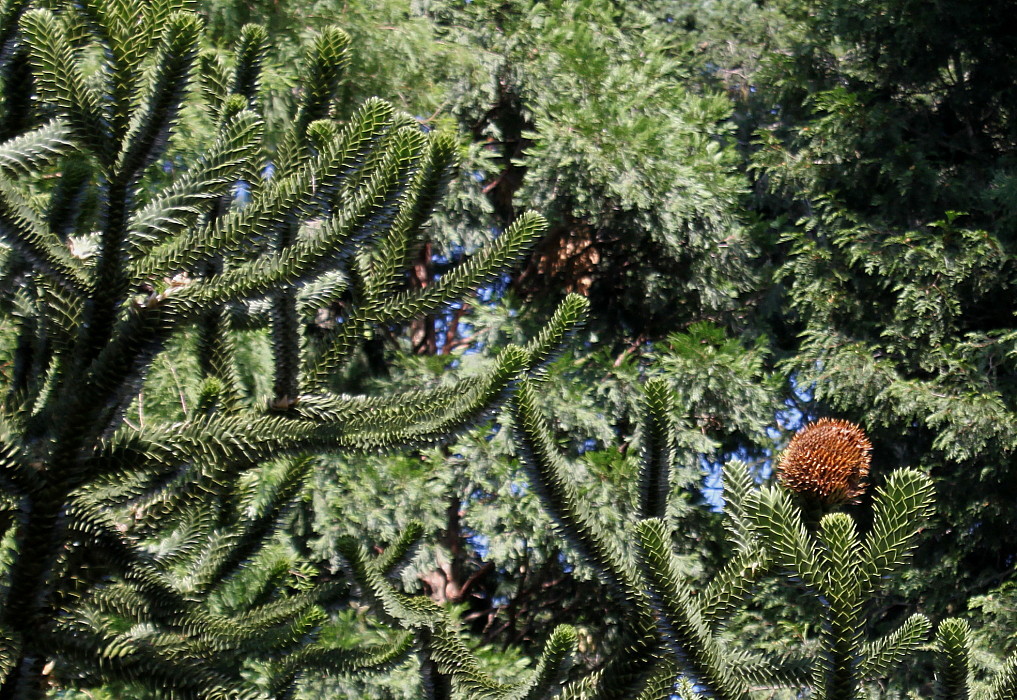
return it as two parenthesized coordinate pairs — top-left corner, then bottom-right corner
(777, 418), (872, 505)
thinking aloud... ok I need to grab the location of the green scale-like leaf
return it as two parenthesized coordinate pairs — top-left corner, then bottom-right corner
(339, 534), (575, 700)
(861, 469), (935, 592)
(816, 513), (865, 700)
(380, 211), (547, 324)
(362, 132), (459, 302)
(265, 635), (415, 699)
(0, 118), (72, 179)
(985, 657), (1017, 700)
(19, 8), (111, 161)
(131, 98), (396, 281)
(115, 12), (200, 184)
(935, 619), (971, 700)
(231, 24), (268, 108)
(187, 128), (426, 306)
(99, 343), (531, 479)
(638, 377), (678, 521)
(862, 613), (931, 680)
(510, 376), (634, 598)
(747, 484), (824, 591)
(0, 176), (86, 292)
(127, 110), (264, 251)
(634, 518), (751, 700)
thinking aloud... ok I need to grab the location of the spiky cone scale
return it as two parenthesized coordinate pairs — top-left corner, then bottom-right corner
(777, 418), (872, 507)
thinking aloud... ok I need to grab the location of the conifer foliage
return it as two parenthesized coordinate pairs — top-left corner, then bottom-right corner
(0, 0), (584, 697)
(3, 0), (1016, 698)
(502, 393), (1017, 699)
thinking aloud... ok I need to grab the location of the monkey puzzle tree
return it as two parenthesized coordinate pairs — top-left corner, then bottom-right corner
(330, 377), (1017, 698)
(509, 395), (1017, 699)
(5, 0), (1017, 698)
(0, 0), (586, 697)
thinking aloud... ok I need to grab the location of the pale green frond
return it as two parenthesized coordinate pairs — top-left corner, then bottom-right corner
(634, 518), (751, 700)
(316, 96), (396, 206)
(63, 499), (189, 618)
(198, 457), (314, 592)
(673, 677), (704, 700)
(183, 583), (344, 650)
(41, 618), (248, 700)
(184, 605), (327, 656)
(937, 618), (972, 700)
(321, 344), (530, 451)
(75, 0), (164, 139)
(306, 208), (548, 386)
(746, 484), (824, 591)
(413, 616), (575, 700)
(295, 269), (349, 318)
(861, 468), (935, 592)
(730, 647), (815, 688)
(291, 377), (486, 425)
(557, 672), (600, 700)
(428, 623), (514, 698)
(131, 164), (311, 279)
(100, 346), (529, 477)
(0, 119), (73, 179)
(381, 211), (547, 323)
(862, 613), (931, 680)
(817, 515), (866, 700)
(334, 111), (419, 208)
(303, 314), (368, 388)
(307, 118), (341, 153)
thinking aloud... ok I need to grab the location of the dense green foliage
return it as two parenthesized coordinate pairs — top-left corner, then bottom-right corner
(752, 0), (1017, 619)
(0, 1), (584, 697)
(2, 0), (1017, 697)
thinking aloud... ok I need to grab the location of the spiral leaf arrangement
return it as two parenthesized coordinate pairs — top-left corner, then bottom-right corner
(0, 1), (587, 696)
